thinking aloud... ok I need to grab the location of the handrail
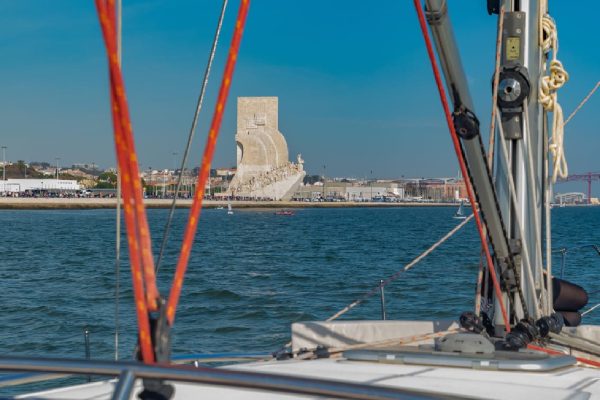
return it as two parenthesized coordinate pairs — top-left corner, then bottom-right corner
(0, 352), (272, 389)
(0, 372), (67, 388)
(0, 356), (454, 400)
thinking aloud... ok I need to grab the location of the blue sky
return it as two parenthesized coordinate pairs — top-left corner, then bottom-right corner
(0, 1), (598, 193)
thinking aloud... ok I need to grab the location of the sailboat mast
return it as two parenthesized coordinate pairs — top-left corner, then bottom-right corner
(423, 0), (526, 332)
(493, 0), (549, 318)
(422, 0), (554, 329)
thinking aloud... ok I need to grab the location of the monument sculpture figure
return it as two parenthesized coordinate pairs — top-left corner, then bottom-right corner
(228, 97), (305, 200)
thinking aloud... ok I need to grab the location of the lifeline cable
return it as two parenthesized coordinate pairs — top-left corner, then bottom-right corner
(166, 0), (250, 325)
(326, 214), (474, 322)
(413, 0), (510, 331)
(274, 213), (477, 352)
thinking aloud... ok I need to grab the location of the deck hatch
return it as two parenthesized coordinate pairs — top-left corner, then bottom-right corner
(343, 349), (576, 372)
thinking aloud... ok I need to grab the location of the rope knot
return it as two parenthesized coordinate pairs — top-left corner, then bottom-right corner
(539, 12), (569, 183)
(548, 60), (569, 89)
(540, 14), (557, 55)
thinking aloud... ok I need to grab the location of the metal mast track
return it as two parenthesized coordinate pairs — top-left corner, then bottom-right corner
(423, 0), (529, 325)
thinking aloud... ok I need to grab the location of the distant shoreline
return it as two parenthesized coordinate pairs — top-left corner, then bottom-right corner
(0, 198), (459, 210)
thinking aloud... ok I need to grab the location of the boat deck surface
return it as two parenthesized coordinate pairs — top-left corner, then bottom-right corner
(18, 356), (600, 399)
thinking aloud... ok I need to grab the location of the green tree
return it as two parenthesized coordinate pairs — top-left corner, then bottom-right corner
(303, 175), (323, 185)
(96, 171), (117, 188)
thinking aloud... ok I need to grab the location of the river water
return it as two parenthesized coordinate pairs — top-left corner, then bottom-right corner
(1, 206), (599, 393)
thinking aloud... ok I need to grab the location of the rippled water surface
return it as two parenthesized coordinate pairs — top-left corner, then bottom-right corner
(1, 206), (599, 393)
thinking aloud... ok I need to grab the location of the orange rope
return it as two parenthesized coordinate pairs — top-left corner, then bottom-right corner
(413, 0), (510, 331)
(166, 0), (251, 325)
(527, 344), (600, 368)
(95, 0), (157, 362)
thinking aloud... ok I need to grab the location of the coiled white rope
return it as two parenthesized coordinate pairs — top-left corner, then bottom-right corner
(539, 14), (569, 183)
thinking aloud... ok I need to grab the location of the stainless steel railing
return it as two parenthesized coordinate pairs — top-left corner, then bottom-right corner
(0, 355), (453, 400)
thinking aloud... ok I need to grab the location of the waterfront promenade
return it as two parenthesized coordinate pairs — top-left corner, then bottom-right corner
(0, 197), (453, 209)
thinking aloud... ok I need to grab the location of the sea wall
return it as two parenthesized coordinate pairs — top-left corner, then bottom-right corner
(0, 198), (456, 210)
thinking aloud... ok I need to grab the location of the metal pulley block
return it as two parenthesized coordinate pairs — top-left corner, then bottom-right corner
(497, 65), (530, 112)
(453, 106), (480, 140)
(495, 65), (530, 139)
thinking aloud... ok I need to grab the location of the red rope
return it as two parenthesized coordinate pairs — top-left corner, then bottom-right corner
(528, 344), (600, 368)
(412, 0), (510, 331)
(166, 0), (251, 325)
(95, 0), (157, 362)
(96, 0), (251, 360)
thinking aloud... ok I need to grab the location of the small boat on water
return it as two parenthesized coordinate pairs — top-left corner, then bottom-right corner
(453, 201), (467, 219)
(275, 210), (294, 216)
(227, 203), (233, 215)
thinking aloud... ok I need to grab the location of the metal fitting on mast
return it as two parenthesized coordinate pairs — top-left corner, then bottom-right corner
(424, 0), (519, 307)
(138, 298), (175, 400)
(453, 106), (480, 140)
(496, 11), (531, 140)
(497, 66), (530, 111)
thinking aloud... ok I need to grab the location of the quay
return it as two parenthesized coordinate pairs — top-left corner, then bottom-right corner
(0, 197), (454, 210)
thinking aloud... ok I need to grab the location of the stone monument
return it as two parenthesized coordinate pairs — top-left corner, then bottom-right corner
(228, 97), (305, 200)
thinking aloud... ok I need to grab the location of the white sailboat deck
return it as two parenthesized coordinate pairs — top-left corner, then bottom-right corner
(18, 355), (599, 399)
(17, 320), (600, 399)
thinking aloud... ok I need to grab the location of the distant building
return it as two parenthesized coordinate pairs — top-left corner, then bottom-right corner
(401, 178), (466, 201)
(294, 181), (403, 201)
(0, 179), (80, 193)
(293, 177), (465, 202)
(62, 168), (95, 180)
(216, 168), (236, 177)
(555, 192), (586, 205)
(72, 163), (98, 170)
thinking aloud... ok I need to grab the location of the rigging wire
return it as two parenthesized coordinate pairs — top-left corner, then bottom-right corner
(487, 6), (504, 170)
(326, 214), (474, 322)
(275, 214), (476, 351)
(582, 303), (600, 317)
(522, 106), (547, 315)
(166, 0), (250, 325)
(495, 110), (542, 318)
(563, 80), (600, 127)
(155, 0), (229, 274)
(413, 0), (510, 331)
(476, 5), (505, 316)
(474, 249), (485, 316)
(544, 112), (553, 316)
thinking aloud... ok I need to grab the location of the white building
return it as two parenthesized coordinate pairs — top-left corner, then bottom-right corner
(0, 179), (80, 193)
